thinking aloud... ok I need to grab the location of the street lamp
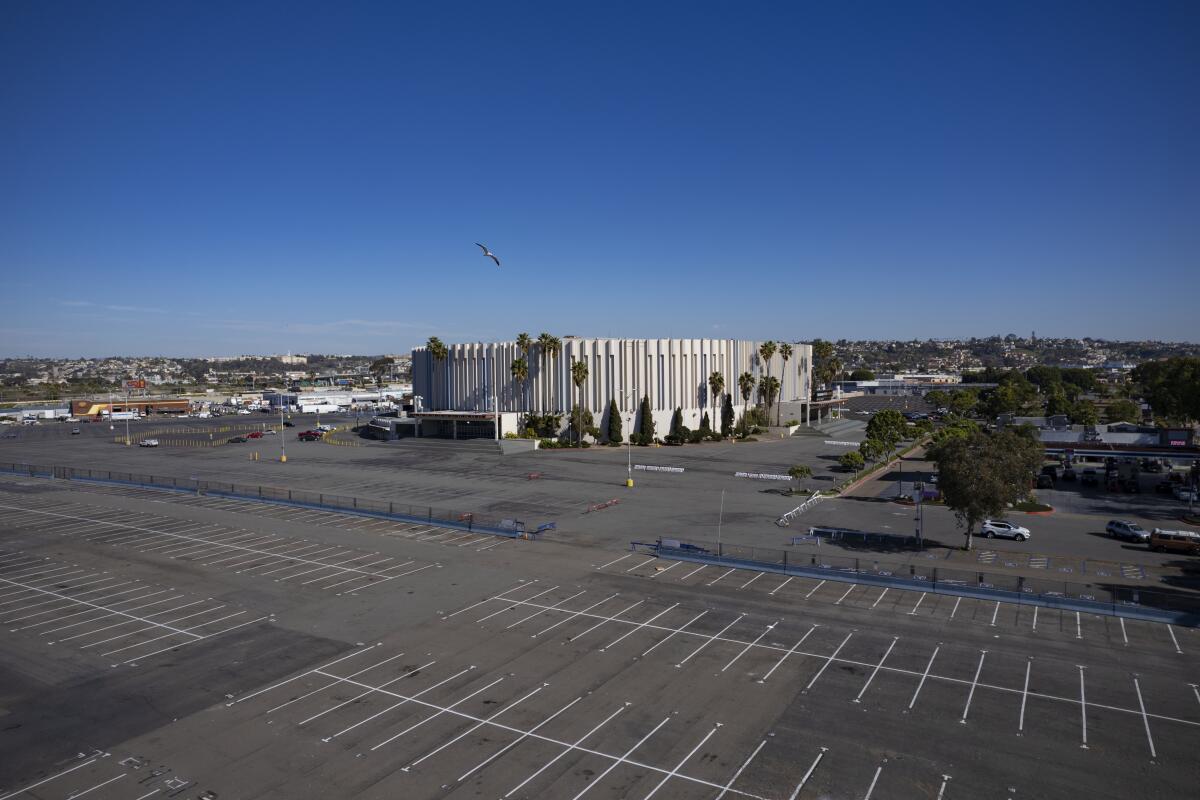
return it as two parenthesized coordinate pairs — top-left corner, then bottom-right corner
(280, 397), (287, 463)
(619, 387), (634, 488)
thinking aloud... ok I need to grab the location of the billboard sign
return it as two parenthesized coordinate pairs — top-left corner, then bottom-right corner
(123, 379), (146, 391)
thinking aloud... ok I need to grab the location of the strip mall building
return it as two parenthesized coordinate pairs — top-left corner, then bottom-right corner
(410, 338), (813, 438)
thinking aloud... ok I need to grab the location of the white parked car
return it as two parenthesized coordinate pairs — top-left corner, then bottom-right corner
(1174, 486), (1198, 502)
(980, 519), (1031, 541)
(237, 409), (251, 415)
(139, 439), (160, 448)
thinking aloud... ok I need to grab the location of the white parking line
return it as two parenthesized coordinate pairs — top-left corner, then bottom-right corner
(566, 715), (671, 800)
(532, 594), (620, 638)
(569, 600), (645, 642)
(1119, 617), (1128, 645)
(42, 593), (183, 636)
(678, 564), (706, 581)
(713, 738), (766, 800)
(854, 637), (898, 703)
(265, 651), (409, 714)
(601, 603), (679, 652)
(721, 622), (776, 673)
(0, 575), (203, 639)
(1032, 605), (1039, 632)
(676, 614), (744, 667)
(477, 586), (560, 623)
(370, 676), (506, 752)
(787, 747), (827, 800)
(805, 580), (826, 599)
(1078, 665), (1088, 749)
(907, 645), (940, 710)
(739, 572), (765, 590)
(597, 553), (633, 570)
(863, 762), (885, 800)
(1133, 677), (1157, 758)
(0, 756), (98, 800)
(1018, 658), (1032, 733)
(907, 593), (927, 615)
(502, 704), (627, 799)
(231, 644), (383, 705)
(92, 606), (236, 652)
(871, 588), (889, 609)
(640, 724), (720, 800)
(959, 651), (987, 723)
(404, 683), (547, 770)
(4, 582), (142, 623)
(1076, 611), (1082, 639)
(318, 662), (463, 738)
(454, 696), (583, 783)
(506, 591), (586, 630)
(759, 625), (817, 684)
(769, 576), (794, 596)
(443, 583), (534, 619)
(625, 557), (656, 574)
(65, 772), (125, 799)
(805, 632), (854, 692)
(989, 601), (1000, 627)
(641, 610), (709, 657)
(1167, 625), (1183, 654)
(647, 562), (680, 579)
(834, 585), (856, 605)
(706, 568), (735, 587)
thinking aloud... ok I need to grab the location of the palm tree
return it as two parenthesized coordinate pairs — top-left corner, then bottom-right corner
(738, 372), (756, 406)
(510, 357), (529, 413)
(516, 332), (532, 356)
(536, 332), (553, 412)
(758, 341), (777, 422)
(571, 359), (589, 446)
(777, 343), (792, 425)
(708, 371), (725, 411)
(546, 335), (562, 411)
(426, 336), (448, 407)
(759, 376), (780, 420)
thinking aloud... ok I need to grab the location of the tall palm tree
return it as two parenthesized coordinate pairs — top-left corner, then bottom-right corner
(571, 359), (589, 446)
(426, 336), (448, 407)
(738, 372), (756, 406)
(759, 376), (780, 418)
(536, 332), (554, 412)
(516, 332), (532, 356)
(708, 371), (725, 411)
(777, 343), (792, 425)
(546, 335), (562, 411)
(510, 357), (529, 413)
(758, 340), (777, 422)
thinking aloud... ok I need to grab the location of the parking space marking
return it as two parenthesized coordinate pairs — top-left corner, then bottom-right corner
(454, 695), (583, 783)
(863, 762), (885, 800)
(369, 675), (507, 752)
(641, 609), (708, 656)
(64, 772), (125, 799)
(1018, 658), (1032, 733)
(230, 643), (383, 706)
(597, 553), (633, 570)
(1032, 605), (1039, 632)
(959, 651), (987, 723)
(568, 600), (644, 642)
(625, 557), (657, 573)
(907, 593), (927, 615)
(1119, 617), (1128, 645)
(1167, 625), (1183, 654)
(501, 704), (627, 799)
(1133, 677), (1157, 758)
(714, 738), (766, 800)
(477, 586), (560, 623)
(42, 593), (184, 637)
(907, 645), (941, 710)
(0, 574), (203, 639)
(318, 663), (468, 738)
(805, 580), (826, 599)
(937, 775), (950, 799)
(678, 564), (706, 581)
(834, 585), (856, 605)
(871, 588), (889, 609)
(787, 747), (827, 800)
(1078, 666), (1088, 748)
(760, 625), (817, 684)
(769, 576), (794, 596)
(533, 593), (620, 638)
(601, 603), (679, 652)
(647, 561), (680, 579)
(568, 715), (672, 800)
(403, 682), (548, 770)
(805, 632), (854, 692)
(1076, 611), (1082, 639)
(739, 572), (765, 590)
(989, 601), (1000, 627)
(0, 756), (99, 800)
(677, 614), (745, 667)
(706, 568), (736, 587)
(854, 637), (898, 703)
(265, 650), (409, 714)
(641, 723), (720, 800)
(506, 591), (586, 630)
(721, 622), (776, 673)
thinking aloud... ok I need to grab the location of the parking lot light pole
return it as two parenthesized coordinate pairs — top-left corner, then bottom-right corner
(280, 400), (287, 463)
(717, 489), (725, 560)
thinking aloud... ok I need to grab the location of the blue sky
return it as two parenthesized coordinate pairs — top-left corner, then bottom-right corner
(2, 1), (1197, 357)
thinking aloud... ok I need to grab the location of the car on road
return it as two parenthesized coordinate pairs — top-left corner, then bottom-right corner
(1150, 529), (1200, 554)
(262, 429), (276, 435)
(237, 409), (251, 415)
(1106, 520), (1150, 542)
(71, 428), (81, 435)
(316, 424), (334, 432)
(3, 432), (18, 439)
(282, 421), (295, 427)
(246, 431), (264, 439)
(138, 439), (159, 447)
(981, 519), (1031, 541)
(1174, 486), (1198, 502)
(298, 431), (323, 441)
(227, 436), (248, 443)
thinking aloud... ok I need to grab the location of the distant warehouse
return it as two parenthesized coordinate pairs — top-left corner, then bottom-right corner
(71, 399), (190, 417)
(412, 337), (813, 439)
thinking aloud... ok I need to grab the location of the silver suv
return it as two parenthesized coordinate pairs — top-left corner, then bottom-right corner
(980, 519), (1031, 541)
(1105, 519), (1149, 542)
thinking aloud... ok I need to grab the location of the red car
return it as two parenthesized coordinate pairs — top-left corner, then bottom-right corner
(298, 431), (323, 441)
(247, 431), (264, 439)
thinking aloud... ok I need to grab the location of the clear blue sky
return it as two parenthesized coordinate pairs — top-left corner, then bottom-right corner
(2, 1), (1197, 357)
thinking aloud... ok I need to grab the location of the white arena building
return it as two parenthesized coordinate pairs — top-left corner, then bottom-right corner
(410, 337), (813, 439)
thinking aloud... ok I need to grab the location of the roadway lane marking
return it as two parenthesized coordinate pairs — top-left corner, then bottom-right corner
(714, 739), (766, 800)
(805, 632), (854, 692)
(959, 651), (987, 723)
(805, 580), (826, 599)
(1018, 658), (1032, 734)
(871, 588), (889, 609)
(907, 645), (941, 710)
(854, 637), (898, 703)
(760, 625), (817, 684)
(1133, 677), (1157, 758)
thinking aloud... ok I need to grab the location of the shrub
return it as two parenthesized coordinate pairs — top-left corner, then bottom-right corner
(503, 432), (518, 439)
(784, 419), (800, 427)
(688, 429), (705, 443)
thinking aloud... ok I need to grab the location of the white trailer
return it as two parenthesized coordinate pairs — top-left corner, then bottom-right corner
(299, 403), (340, 415)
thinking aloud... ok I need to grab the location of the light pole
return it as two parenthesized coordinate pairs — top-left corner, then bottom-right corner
(619, 387), (634, 488)
(717, 489), (725, 560)
(280, 397), (287, 463)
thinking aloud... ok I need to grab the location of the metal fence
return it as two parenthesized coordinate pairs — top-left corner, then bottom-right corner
(642, 535), (1200, 626)
(0, 461), (545, 539)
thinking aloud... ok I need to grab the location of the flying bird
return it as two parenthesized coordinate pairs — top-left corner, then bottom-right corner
(475, 242), (501, 267)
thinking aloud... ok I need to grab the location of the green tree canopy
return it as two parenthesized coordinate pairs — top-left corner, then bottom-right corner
(849, 368), (875, 381)
(788, 464), (813, 481)
(1104, 398), (1141, 424)
(1132, 357), (1200, 424)
(839, 450), (865, 472)
(638, 395), (655, 439)
(948, 390), (977, 417)
(866, 409), (906, 453)
(720, 393), (734, 438)
(1070, 399), (1099, 426)
(931, 429), (1042, 550)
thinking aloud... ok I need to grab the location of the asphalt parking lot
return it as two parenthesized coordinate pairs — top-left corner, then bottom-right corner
(1, 463), (1198, 800)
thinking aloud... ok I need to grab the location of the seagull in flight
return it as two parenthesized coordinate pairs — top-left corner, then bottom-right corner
(474, 242), (501, 267)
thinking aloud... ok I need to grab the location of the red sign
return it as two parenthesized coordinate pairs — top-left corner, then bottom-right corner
(123, 379), (146, 390)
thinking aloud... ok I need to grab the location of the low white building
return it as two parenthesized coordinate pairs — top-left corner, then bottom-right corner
(412, 337), (813, 438)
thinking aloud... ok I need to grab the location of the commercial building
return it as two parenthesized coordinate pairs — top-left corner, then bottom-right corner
(71, 399), (190, 417)
(412, 337), (813, 438)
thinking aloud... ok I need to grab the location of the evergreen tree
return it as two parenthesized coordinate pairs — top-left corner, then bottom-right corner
(607, 398), (623, 443)
(721, 394), (734, 437)
(700, 411), (711, 432)
(638, 395), (655, 441)
(669, 407), (684, 438)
